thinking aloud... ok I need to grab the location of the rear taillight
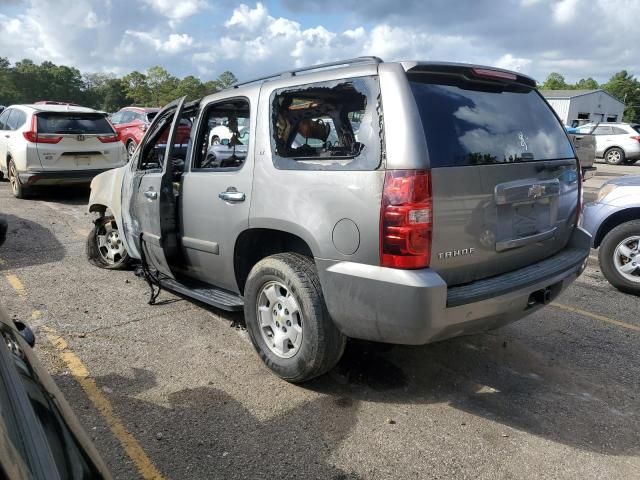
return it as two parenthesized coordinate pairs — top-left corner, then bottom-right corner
(97, 135), (119, 143)
(630, 135), (640, 142)
(22, 115), (62, 144)
(380, 170), (432, 269)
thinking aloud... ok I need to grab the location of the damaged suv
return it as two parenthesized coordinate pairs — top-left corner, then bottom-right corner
(87, 57), (591, 382)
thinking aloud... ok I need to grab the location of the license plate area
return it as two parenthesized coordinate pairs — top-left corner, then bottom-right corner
(494, 179), (560, 252)
(74, 156), (91, 166)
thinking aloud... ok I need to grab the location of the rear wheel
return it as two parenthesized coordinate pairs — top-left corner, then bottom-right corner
(7, 159), (28, 199)
(605, 147), (625, 165)
(86, 216), (130, 269)
(243, 253), (346, 383)
(598, 220), (640, 295)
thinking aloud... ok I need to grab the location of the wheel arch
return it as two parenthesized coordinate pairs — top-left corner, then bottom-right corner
(234, 228), (314, 295)
(594, 207), (640, 247)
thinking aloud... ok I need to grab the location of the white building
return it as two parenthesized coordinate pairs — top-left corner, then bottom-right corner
(541, 89), (625, 127)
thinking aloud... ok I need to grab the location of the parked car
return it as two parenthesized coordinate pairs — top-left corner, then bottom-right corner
(0, 219), (111, 479)
(0, 104), (126, 198)
(575, 122), (640, 165)
(87, 57), (590, 382)
(582, 176), (640, 294)
(109, 107), (159, 159)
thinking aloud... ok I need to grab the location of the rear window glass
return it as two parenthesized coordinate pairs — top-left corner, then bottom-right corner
(36, 113), (114, 135)
(409, 76), (574, 167)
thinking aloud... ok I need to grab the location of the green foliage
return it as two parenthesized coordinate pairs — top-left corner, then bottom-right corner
(602, 70), (640, 123)
(0, 57), (236, 113)
(541, 72), (569, 90)
(574, 77), (599, 90)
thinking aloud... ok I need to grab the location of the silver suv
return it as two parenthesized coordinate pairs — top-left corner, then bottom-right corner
(576, 122), (640, 165)
(87, 58), (591, 382)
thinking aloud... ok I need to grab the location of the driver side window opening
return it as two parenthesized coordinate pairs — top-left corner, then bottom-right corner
(193, 98), (250, 171)
(138, 109), (194, 172)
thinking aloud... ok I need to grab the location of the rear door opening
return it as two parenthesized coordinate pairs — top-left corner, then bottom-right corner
(407, 66), (579, 286)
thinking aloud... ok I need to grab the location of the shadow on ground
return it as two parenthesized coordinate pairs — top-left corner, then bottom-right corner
(24, 184), (90, 206)
(66, 368), (361, 480)
(0, 213), (66, 269)
(308, 332), (640, 456)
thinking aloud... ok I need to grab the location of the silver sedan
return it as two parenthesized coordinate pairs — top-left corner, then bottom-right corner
(582, 175), (640, 294)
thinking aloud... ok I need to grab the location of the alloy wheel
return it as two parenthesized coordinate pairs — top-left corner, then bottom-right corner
(96, 219), (126, 265)
(256, 281), (303, 359)
(613, 235), (640, 283)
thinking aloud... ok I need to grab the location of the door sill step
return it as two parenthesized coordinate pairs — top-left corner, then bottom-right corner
(159, 278), (244, 311)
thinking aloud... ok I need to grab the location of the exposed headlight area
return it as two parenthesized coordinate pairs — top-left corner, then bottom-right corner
(596, 183), (618, 203)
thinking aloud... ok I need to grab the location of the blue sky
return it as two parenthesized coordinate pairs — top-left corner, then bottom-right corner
(1, 0), (638, 84)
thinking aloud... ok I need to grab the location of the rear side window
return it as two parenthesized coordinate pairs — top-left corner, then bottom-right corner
(270, 76), (382, 170)
(36, 113), (114, 134)
(612, 127), (628, 135)
(409, 75), (574, 167)
(6, 110), (26, 130)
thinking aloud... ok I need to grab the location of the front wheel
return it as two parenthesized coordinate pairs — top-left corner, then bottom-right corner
(605, 147), (625, 165)
(86, 216), (131, 269)
(599, 220), (640, 295)
(243, 253), (346, 383)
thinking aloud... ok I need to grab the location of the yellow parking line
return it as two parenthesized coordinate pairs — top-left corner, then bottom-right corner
(5, 273), (26, 298)
(42, 326), (165, 480)
(552, 303), (640, 333)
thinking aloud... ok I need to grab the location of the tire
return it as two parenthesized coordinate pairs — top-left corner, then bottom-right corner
(211, 135), (220, 145)
(243, 253), (346, 383)
(126, 140), (137, 160)
(86, 216), (131, 270)
(598, 220), (640, 295)
(604, 147), (625, 165)
(7, 159), (28, 199)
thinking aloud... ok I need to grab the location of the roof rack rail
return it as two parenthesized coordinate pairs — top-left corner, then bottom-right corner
(233, 56), (383, 89)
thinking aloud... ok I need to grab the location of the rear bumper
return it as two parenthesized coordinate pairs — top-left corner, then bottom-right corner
(317, 227), (591, 345)
(19, 169), (113, 186)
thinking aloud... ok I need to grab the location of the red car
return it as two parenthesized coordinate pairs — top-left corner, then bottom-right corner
(109, 107), (159, 158)
(110, 106), (192, 159)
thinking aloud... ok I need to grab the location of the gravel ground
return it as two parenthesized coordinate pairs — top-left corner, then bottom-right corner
(0, 162), (639, 479)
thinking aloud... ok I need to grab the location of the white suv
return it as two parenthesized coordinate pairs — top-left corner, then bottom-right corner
(0, 104), (126, 198)
(576, 122), (640, 165)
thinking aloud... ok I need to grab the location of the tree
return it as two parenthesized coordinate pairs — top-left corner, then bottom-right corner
(146, 66), (179, 106)
(603, 70), (640, 123)
(214, 71), (238, 90)
(574, 77), (599, 90)
(121, 71), (151, 105)
(175, 75), (206, 101)
(541, 72), (569, 90)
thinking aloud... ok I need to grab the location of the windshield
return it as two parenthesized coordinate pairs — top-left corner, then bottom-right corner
(36, 113), (114, 135)
(146, 112), (158, 123)
(409, 75), (574, 167)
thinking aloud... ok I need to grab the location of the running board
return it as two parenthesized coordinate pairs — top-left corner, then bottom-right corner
(159, 278), (244, 311)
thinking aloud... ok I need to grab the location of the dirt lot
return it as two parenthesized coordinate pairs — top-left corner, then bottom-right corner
(1, 162), (639, 479)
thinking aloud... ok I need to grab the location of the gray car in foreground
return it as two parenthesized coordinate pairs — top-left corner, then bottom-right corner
(582, 176), (640, 294)
(86, 57), (590, 382)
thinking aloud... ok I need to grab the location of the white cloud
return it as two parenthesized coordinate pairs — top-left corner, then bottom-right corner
(495, 54), (532, 73)
(142, 0), (206, 21)
(552, 0), (579, 24)
(123, 31), (194, 54)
